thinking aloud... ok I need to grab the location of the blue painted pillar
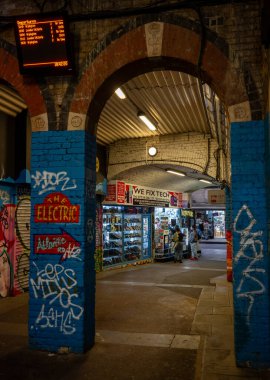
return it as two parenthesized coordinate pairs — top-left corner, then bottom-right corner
(231, 120), (270, 368)
(29, 131), (96, 353)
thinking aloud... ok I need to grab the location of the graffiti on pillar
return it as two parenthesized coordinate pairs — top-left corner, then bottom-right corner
(233, 204), (265, 322)
(14, 195), (31, 293)
(34, 230), (81, 262)
(0, 204), (15, 297)
(95, 206), (103, 272)
(30, 262), (83, 335)
(31, 170), (77, 195)
(34, 193), (80, 223)
(0, 189), (31, 297)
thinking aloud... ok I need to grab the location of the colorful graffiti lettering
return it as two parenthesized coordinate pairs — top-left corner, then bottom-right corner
(0, 193), (31, 297)
(14, 196), (30, 293)
(34, 230), (81, 262)
(31, 170), (77, 195)
(34, 192), (80, 223)
(0, 249), (11, 297)
(0, 204), (15, 297)
(233, 204), (265, 322)
(30, 263), (83, 335)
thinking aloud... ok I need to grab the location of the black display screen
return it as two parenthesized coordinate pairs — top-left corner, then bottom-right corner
(14, 13), (74, 75)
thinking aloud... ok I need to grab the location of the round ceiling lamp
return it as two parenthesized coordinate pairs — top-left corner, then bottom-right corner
(148, 146), (157, 156)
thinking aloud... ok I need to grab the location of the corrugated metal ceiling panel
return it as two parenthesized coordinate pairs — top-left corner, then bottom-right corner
(97, 70), (210, 145)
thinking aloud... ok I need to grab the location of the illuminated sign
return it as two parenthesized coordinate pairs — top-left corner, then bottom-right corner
(14, 13), (74, 75)
(34, 192), (80, 223)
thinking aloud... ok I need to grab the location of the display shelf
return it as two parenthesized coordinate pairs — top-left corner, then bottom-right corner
(102, 207), (152, 267)
(123, 213), (142, 259)
(102, 209), (123, 266)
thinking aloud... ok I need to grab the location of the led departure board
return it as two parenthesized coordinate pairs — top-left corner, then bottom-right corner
(14, 14), (74, 75)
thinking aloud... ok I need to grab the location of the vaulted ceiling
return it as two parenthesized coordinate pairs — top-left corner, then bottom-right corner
(97, 70), (229, 192)
(0, 70), (228, 193)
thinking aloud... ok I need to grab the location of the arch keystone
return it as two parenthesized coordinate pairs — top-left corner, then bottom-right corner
(31, 113), (48, 132)
(228, 101), (251, 123)
(145, 22), (164, 57)
(68, 112), (87, 130)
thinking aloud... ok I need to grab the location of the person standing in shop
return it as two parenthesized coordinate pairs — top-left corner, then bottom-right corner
(189, 226), (199, 260)
(172, 225), (185, 263)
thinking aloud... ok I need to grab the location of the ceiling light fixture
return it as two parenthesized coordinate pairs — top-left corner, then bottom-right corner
(199, 179), (212, 184)
(115, 87), (126, 99)
(166, 169), (186, 177)
(148, 146), (157, 157)
(138, 112), (157, 131)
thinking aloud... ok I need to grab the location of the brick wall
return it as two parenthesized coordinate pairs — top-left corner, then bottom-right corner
(0, 1), (264, 128)
(29, 131), (96, 353)
(231, 120), (270, 367)
(108, 133), (219, 180)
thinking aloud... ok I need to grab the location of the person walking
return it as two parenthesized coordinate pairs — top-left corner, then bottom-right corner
(189, 226), (199, 260)
(172, 225), (185, 263)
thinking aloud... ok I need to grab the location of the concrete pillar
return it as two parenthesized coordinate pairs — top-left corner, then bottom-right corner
(29, 130), (96, 353)
(231, 120), (270, 368)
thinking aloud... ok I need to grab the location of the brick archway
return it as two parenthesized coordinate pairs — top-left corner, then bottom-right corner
(0, 43), (48, 131)
(67, 18), (252, 132)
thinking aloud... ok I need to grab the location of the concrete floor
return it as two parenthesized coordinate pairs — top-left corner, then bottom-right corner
(0, 243), (270, 379)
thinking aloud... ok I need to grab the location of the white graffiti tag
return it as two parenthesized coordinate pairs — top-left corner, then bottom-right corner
(233, 205), (265, 322)
(31, 170), (77, 195)
(30, 263), (83, 335)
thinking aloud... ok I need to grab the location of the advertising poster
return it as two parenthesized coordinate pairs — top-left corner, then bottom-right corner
(116, 181), (125, 204)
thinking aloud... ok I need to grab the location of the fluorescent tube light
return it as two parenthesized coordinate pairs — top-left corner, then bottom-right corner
(138, 113), (157, 131)
(166, 169), (186, 177)
(199, 179), (212, 184)
(115, 87), (126, 99)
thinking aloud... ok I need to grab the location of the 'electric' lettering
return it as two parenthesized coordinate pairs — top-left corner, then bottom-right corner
(35, 204), (80, 223)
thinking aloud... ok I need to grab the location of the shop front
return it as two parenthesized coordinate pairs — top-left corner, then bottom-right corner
(191, 188), (226, 239)
(195, 210), (225, 239)
(154, 207), (185, 260)
(101, 181), (184, 269)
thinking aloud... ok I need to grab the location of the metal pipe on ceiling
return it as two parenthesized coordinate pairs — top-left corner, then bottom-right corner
(0, 96), (23, 113)
(0, 86), (26, 109)
(0, 104), (17, 117)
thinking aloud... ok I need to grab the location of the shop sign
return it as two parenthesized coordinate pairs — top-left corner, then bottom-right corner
(34, 229), (81, 261)
(208, 189), (225, 204)
(34, 192), (80, 223)
(104, 181), (183, 208)
(117, 181), (126, 204)
(132, 185), (170, 207)
(130, 184), (183, 207)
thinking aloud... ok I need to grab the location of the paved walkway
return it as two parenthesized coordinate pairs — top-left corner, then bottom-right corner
(0, 244), (270, 379)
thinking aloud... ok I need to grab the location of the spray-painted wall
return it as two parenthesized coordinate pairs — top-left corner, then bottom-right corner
(0, 180), (30, 297)
(231, 120), (270, 368)
(29, 131), (96, 353)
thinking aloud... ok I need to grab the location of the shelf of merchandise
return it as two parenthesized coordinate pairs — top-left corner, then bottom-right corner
(154, 228), (174, 260)
(142, 216), (151, 259)
(103, 211), (123, 267)
(123, 214), (142, 261)
(102, 205), (152, 268)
